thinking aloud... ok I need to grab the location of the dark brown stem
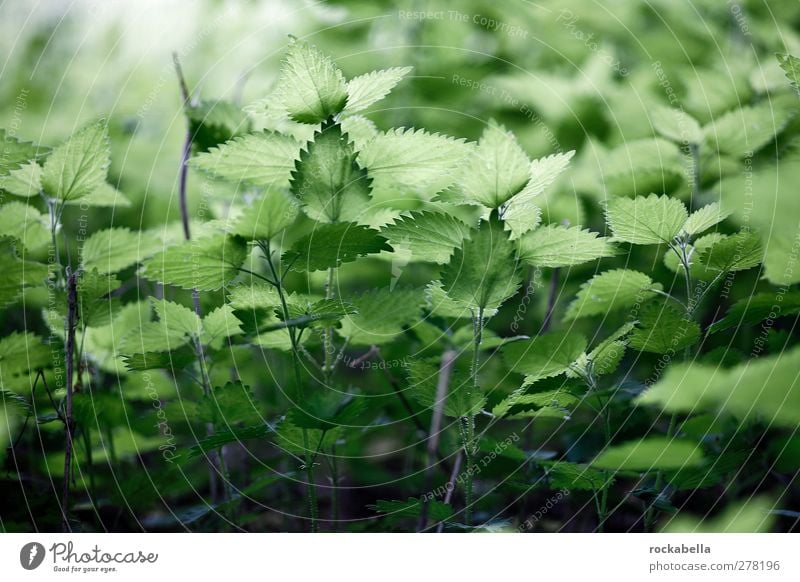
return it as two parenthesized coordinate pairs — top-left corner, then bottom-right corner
(61, 269), (78, 532)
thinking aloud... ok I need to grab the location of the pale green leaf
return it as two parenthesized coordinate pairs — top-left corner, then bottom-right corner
(707, 291), (800, 335)
(140, 235), (248, 291)
(651, 105), (702, 143)
(0, 130), (45, 177)
(191, 131), (300, 189)
(605, 194), (688, 245)
(0, 161), (41, 197)
(703, 102), (797, 158)
(459, 121), (530, 208)
(63, 182), (132, 208)
(153, 299), (202, 337)
(337, 288), (423, 346)
(636, 345), (800, 428)
(628, 303), (700, 354)
(284, 223), (390, 272)
(440, 217), (521, 312)
(230, 189), (299, 240)
(503, 331), (587, 381)
(682, 202), (731, 236)
(592, 437), (704, 471)
(344, 66), (412, 114)
(42, 121), (109, 201)
(380, 211), (472, 264)
(777, 53), (800, 94)
(565, 269), (660, 320)
(697, 231), (763, 273)
(358, 127), (470, 198)
(0, 202), (49, 251)
(274, 39), (348, 124)
(81, 227), (163, 274)
(0, 254), (49, 306)
(290, 120), (370, 223)
(518, 224), (616, 267)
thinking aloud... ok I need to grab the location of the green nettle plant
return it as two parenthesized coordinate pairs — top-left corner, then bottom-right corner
(1, 39), (799, 533)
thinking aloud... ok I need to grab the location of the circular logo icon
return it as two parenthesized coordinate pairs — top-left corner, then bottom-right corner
(20, 542), (45, 570)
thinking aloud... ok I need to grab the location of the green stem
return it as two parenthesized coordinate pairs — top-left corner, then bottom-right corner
(263, 239), (318, 532)
(463, 307), (484, 527)
(323, 267), (335, 385)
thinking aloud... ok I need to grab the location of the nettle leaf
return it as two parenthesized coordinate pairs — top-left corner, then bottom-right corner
(186, 99), (250, 153)
(663, 232), (724, 280)
(517, 150), (576, 200)
(492, 386), (579, 418)
(777, 53), (800, 94)
(600, 138), (684, 197)
(197, 381), (261, 426)
(650, 105), (702, 144)
(122, 345), (196, 372)
(425, 280), (497, 320)
(42, 121), (109, 201)
(191, 131), (301, 189)
(662, 496), (775, 534)
(459, 121), (530, 208)
(0, 202), (49, 251)
(707, 291), (800, 335)
(586, 322), (636, 377)
(370, 498), (453, 523)
(0, 130), (46, 176)
(77, 269), (120, 327)
(628, 303), (700, 354)
(703, 101), (797, 158)
(284, 223), (390, 272)
(337, 287), (423, 346)
(605, 194), (688, 245)
(380, 211), (472, 264)
(141, 235), (248, 291)
(287, 391), (367, 430)
(230, 190), (299, 240)
(518, 224), (615, 268)
(82, 227), (163, 274)
(636, 345), (800, 428)
(344, 66), (412, 114)
(274, 297), (357, 332)
(291, 120), (371, 223)
(565, 269), (661, 320)
(274, 39), (348, 124)
(503, 331), (587, 382)
(682, 202), (731, 236)
(502, 200), (542, 240)
(501, 150), (575, 239)
(64, 182), (131, 208)
(440, 216), (521, 312)
(153, 298), (202, 337)
(339, 115), (378, 150)
(0, 331), (52, 377)
(697, 231), (763, 274)
(0, 161), (42, 197)
(408, 357), (485, 418)
(273, 419), (341, 456)
(358, 127), (470, 198)
(0, 253), (50, 306)
(591, 437), (704, 472)
(544, 462), (614, 491)
(227, 282), (281, 310)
